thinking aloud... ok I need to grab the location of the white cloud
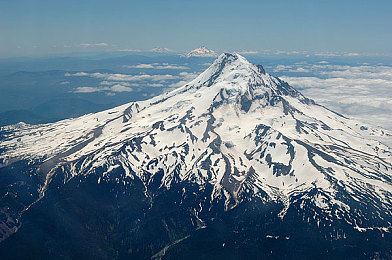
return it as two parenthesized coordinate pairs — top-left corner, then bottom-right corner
(126, 64), (155, 69)
(125, 63), (189, 70)
(168, 80), (188, 88)
(79, 42), (109, 47)
(156, 64), (189, 69)
(65, 72), (179, 82)
(109, 84), (133, 92)
(59, 81), (70, 85)
(149, 74), (179, 81)
(166, 71), (199, 89)
(99, 81), (139, 87)
(118, 49), (142, 52)
(263, 50), (309, 56)
(148, 83), (164, 87)
(69, 72), (89, 76)
(273, 65), (293, 72)
(279, 64), (392, 129)
(73, 84), (133, 94)
(273, 65), (311, 73)
(313, 52), (340, 57)
(99, 81), (113, 85)
(345, 52), (360, 56)
(179, 71), (198, 80)
(318, 65), (392, 80)
(237, 50), (259, 55)
(73, 87), (102, 93)
(289, 67), (310, 73)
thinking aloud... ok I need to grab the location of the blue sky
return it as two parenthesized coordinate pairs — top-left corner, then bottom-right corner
(1, 0), (392, 57)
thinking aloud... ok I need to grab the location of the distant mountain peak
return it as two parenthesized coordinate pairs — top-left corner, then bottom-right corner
(150, 47), (173, 53)
(186, 47), (217, 58)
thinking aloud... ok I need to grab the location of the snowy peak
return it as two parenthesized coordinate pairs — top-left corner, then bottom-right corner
(186, 47), (217, 58)
(150, 47), (173, 53)
(205, 52), (254, 76)
(211, 52), (245, 64)
(186, 52), (260, 88)
(182, 53), (306, 111)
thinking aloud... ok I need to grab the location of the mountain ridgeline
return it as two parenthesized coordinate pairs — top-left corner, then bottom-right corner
(1, 53), (392, 259)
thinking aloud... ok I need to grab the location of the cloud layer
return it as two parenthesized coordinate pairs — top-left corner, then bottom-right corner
(125, 63), (189, 70)
(65, 72), (179, 81)
(73, 84), (133, 93)
(65, 70), (193, 95)
(79, 43), (109, 47)
(278, 63), (392, 129)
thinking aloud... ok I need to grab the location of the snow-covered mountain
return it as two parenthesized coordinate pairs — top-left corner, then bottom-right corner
(150, 47), (173, 53)
(1, 53), (392, 258)
(186, 47), (217, 58)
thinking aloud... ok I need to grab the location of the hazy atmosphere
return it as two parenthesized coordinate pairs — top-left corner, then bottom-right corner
(1, 0), (392, 57)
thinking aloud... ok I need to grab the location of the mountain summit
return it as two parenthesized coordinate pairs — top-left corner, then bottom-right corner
(1, 53), (392, 258)
(186, 46), (217, 58)
(182, 53), (310, 109)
